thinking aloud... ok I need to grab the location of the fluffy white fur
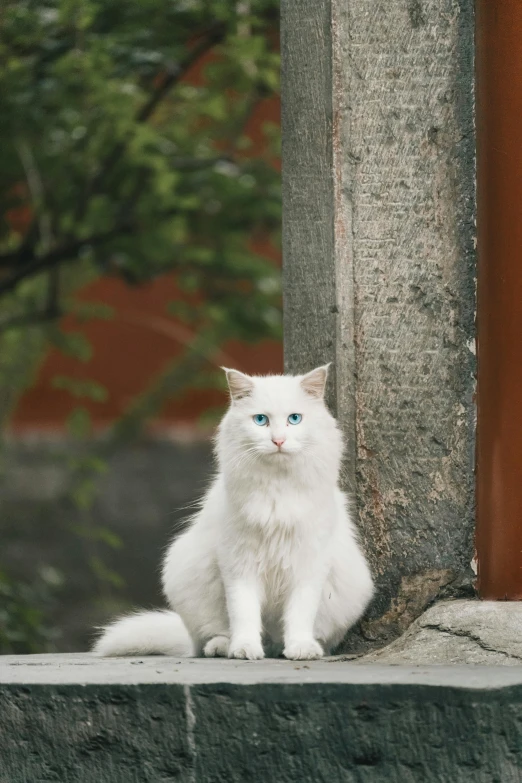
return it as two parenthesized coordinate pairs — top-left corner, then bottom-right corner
(94, 366), (374, 661)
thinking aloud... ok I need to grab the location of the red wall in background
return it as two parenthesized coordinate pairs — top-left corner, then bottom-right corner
(12, 276), (282, 434)
(10, 49), (282, 435)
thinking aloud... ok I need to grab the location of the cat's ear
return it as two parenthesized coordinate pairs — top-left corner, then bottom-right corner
(300, 364), (330, 399)
(222, 367), (254, 401)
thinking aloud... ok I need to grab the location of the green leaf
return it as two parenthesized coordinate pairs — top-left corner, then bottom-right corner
(66, 407), (92, 439)
(69, 302), (115, 323)
(71, 524), (122, 549)
(51, 375), (108, 402)
(69, 478), (97, 510)
(47, 329), (92, 362)
(89, 556), (125, 589)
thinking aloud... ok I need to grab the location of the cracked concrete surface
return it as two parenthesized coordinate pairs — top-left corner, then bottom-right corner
(360, 600), (522, 665)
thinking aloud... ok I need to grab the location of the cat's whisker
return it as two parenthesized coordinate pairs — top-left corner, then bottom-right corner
(301, 446), (332, 475)
(223, 446), (260, 474)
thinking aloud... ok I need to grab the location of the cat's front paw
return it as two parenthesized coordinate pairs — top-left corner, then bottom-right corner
(283, 639), (323, 661)
(203, 635), (230, 658)
(229, 638), (265, 660)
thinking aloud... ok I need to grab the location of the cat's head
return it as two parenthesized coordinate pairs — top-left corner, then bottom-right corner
(217, 365), (343, 470)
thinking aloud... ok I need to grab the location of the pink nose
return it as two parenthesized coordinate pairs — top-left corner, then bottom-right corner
(272, 437), (286, 448)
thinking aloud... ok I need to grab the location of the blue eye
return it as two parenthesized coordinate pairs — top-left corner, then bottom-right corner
(288, 413), (302, 425)
(253, 414), (268, 426)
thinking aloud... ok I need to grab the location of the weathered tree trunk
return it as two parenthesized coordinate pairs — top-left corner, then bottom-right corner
(281, 0), (476, 647)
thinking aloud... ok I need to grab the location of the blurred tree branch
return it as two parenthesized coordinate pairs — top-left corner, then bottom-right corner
(75, 22), (227, 221)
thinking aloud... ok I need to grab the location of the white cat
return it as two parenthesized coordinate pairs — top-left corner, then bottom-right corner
(94, 365), (373, 661)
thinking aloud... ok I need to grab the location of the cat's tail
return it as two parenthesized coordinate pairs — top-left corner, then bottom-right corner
(92, 610), (194, 657)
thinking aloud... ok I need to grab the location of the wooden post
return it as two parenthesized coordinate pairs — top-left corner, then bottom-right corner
(476, 1), (522, 599)
(281, 0), (476, 644)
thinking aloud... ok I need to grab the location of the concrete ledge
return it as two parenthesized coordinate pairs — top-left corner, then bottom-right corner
(2, 654), (522, 782)
(362, 600), (522, 665)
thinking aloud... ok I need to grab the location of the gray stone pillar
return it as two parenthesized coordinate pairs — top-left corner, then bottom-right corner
(281, 0), (476, 645)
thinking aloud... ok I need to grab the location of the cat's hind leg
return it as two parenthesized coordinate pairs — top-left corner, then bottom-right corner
(162, 524), (230, 657)
(315, 500), (374, 652)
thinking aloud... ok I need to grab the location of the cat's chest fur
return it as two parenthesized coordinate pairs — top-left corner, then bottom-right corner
(219, 473), (335, 605)
(226, 471), (334, 532)
(221, 468), (334, 548)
